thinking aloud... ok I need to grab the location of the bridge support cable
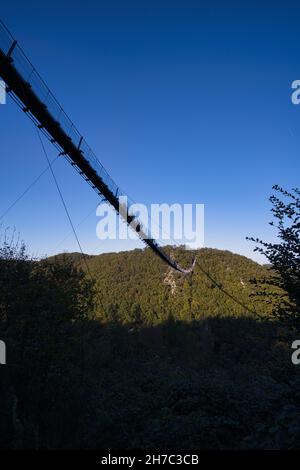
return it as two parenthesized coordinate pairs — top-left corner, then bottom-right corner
(0, 155), (59, 222)
(48, 202), (104, 257)
(35, 127), (104, 310)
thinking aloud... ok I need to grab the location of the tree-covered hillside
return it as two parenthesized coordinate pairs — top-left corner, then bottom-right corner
(51, 247), (274, 324)
(1, 241), (298, 450)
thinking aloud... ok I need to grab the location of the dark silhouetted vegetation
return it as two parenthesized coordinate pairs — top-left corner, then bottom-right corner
(1, 228), (300, 449)
(248, 185), (300, 331)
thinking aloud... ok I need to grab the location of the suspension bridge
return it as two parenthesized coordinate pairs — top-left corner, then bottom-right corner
(0, 19), (195, 274)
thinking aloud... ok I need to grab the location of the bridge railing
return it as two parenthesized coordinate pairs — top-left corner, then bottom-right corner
(0, 21), (133, 203)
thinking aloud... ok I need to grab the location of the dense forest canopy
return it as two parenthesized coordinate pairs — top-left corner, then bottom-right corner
(50, 246), (275, 325)
(1, 236), (299, 449)
(0, 184), (299, 450)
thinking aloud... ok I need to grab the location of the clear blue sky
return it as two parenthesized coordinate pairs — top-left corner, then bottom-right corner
(0, 0), (299, 262)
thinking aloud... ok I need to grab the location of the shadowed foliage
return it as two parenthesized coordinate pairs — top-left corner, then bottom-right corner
(248, 186), (300, 331)
(1, 238), (300, 449)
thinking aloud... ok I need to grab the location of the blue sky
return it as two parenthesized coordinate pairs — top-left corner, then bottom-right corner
(0, 0), (299, 263)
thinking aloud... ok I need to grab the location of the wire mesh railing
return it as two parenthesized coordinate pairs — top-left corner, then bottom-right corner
(0, 20), (134, 206)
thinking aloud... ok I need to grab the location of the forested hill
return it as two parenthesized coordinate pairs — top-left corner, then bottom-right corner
(49, 247), (272, 322)
(1, 242), (296, 450)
